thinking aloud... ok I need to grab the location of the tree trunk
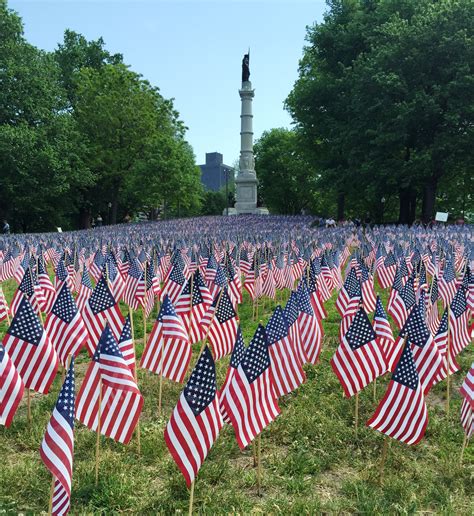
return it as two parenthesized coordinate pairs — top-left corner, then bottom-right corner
(398, 188), (410, 224)
(421, 178), (437, 223)
(337, 191), (345, 221)
(79, 209), (91, 229)
(408, 190), (417, 224)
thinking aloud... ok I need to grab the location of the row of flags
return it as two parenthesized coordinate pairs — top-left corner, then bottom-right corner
(0, 219), (472, 513)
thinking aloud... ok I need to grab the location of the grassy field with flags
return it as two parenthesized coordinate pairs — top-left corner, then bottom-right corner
(0, 278), (472, 514)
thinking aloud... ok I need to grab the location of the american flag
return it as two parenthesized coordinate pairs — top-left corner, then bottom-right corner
(118, 315), (136, 375)
(284, 290), (304, 365)
(55, 259), (74, 292)
(438, 259), (457, 308)
(208, 264), (227, 300)
(427, 275), (440, 335)
(164, 346), (223, 487)
(0, 286), (9, 323)
(331, 306), (386, 397)
(432, 310), (460, 384)
(37, 257), (56, 313)
(76, 267), (93, 313)
(123, 258), (144, 310)
(140, 295), (191, 383)
(297, 282), (322, 365)
(393, 301), (444, 394)
(75, 325), (143, 444)
(44, 282), (89, 367)
(373, 296), (395, 369)
(225, 259), (242, 306)
(2, 297), (58, 393)
(10, 267), (42, 317)
(305, 271), (327, 320)
(336, 268), (360, 318)
(262, 263), (276, 300)
(205, 289), (239, 361)
(82, 276), (124, 352)
(175, 273), (210, 344)
(0, 343), (24, 427)
(40, 358), (75, 516)
(219, 327), (246, 422)
(459, 363), (473, 438)
(104, 256), (126, 303)
(161, 259), (187, 304)
(221, 324), (280, 449)
(367, 340), (428, 445)
(464, 265), (473, 313)
(449, 287), (471, 357)
(360, 265), (376, 313)
(388, 276), (416, 329)
(266, 305), (305, 397)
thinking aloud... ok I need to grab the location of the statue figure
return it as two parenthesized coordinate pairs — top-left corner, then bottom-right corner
(242, 53), (250, 82)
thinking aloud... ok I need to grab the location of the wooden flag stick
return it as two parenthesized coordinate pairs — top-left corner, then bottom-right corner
(379, 435), (390, 483)
(129, 310), (141, 455)
(459, 433), (468, 464)
(27, 389), (31, 424)
(143, 264), (147, 347)
(354, 392), (359, 434)
(188, 480), (195, 516)
(373, 379), (377, 402)
(256, 434), (262, 496)
(95, 380), (102, 486)
(446, 305), (451, 415)
(252, 439), (257, 467)
(48, 474), (55, 515)
(158, 341), (166, 416)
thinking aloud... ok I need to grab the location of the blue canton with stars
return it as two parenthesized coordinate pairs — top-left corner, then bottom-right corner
(430, 275), (439, 303)
(184, 346), (217, 416)
(0, 343), (5, 362)
(18, 268), (35, 298)
(344, 268), (361, 297)
(297, 283), (314, 316)
(214, 265), (228, 288)
(182, 278), (204, 306)
(265, 305), (289, 345)
(81, 268), (93, 289)
(345, 308), (377, 350)
(374, 296), (388, 320)
(169, 262), (186, 286)
(215, 290), (236, 324)
(436, 309), (448, 335)
(443, 260), (456, 283)
(8, 297), (43, 346)
(120, 315), (132, 343)
(284, 291), (299, 327)
(241, 325), (271, 383)
(230, 327), (246, 368)
(51, 284), (77, 323)
(392, 341), (419, 390)
(450, 288), (467, 318)
(88, 277), (116, 314)
(56, 357), (75, 428)
(127, 258), (143, 280)
(56, 260), (69, 282)
(399, 301), (430, 348)
(400, 277), (416, 310)
(98, 324), (124, 359)
(158, 295), (178, 322)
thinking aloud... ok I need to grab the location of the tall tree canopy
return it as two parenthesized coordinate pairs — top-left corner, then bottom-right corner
(286, 0), (474, 223)
(0, 1), (202, 231)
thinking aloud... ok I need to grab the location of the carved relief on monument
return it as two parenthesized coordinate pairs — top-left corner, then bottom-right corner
(239, 153), (255, 172)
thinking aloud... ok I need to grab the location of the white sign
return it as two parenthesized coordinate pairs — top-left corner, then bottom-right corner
(435, 212), (448, 222)
(57, 227), (63, 233)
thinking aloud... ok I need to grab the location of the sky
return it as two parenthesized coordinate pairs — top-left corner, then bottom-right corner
(10, 0), (327, 167)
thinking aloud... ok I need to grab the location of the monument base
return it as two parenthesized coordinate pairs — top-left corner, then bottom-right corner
(223, 207), (269, 216)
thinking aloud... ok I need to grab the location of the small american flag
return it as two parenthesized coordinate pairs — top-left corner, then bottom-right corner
(37, 257), (56, 313)
(221, 324), (280, 449)
(45, 282), (89, 367)
(162, 259), (187, 304)
(336, 268), (360, 318)
(205, 289), (239, 361)
(118, 315), (136, 375)
(449, 287), (471, 357)
(388, 276), (416, 329)
(266, 305), (305, 397)
(367, 340), (428, 445)
(76, 267), (93, 313)
(297, 282), (322, 365)
(140, 295), (191, 383)
(164, 346), (223, 487)
(75, 325), (143, 444)
(438, 259), (457, 308)
(0, 343), (24, 427)
(40, 358), (75, 515)
(2, 297), (58, 393)
(373, 296), (395, 368)
(123, 258), (144, 310)
(331, 306), (386, 397)
(459, 363), (473, 438)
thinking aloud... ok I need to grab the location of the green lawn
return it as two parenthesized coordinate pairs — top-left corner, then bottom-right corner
(0, 279), (472, 514)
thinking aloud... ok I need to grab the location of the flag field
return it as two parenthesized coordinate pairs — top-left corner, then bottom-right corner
(0, 276), (472, 514)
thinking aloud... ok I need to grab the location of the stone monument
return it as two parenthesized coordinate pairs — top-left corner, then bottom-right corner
(225, 52), (269, 215)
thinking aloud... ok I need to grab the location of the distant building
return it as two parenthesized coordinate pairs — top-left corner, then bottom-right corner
(199, 152), (234, 191)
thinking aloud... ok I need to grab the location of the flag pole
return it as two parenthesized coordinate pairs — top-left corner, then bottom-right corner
(27, 389), (31, 424)
(48, 475), (55, 515)
(379, 435), (390, 483)
(143, 263), (147, 347)
(459, 433), (469, 464)
(188, 273), (194, 339)
(257, 433), (262, 496)
(354, 392), (359, 435)
(95, 379), (102, 486)
(446, 305), (451, 415)
(158, 344), (165, 417)
(129, 310), (141, 455)
(188, 480), (195, 516)
(373, 379), (377, 402)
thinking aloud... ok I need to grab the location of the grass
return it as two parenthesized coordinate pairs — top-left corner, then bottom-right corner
(0, 278), (472, 514)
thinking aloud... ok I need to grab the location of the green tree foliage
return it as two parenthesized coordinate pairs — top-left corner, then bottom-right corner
(254, 128), (318, 214)
(286, 0), (474, 223)
(0, 1), (201, 231)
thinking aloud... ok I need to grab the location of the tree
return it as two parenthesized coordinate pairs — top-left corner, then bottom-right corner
(254, 128), (318, 214)
(286, 0), (474, 223)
